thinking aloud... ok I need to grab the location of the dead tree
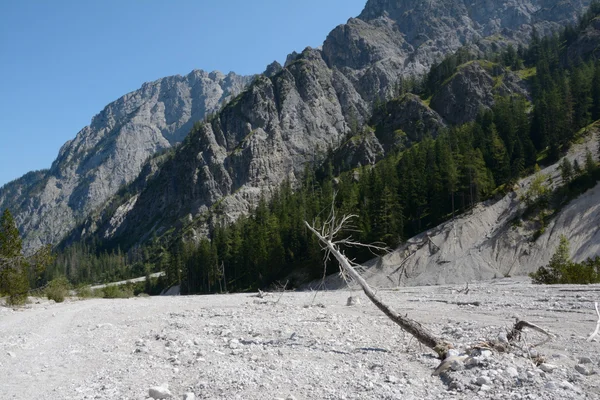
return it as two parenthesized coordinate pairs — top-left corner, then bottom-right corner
(304, 208), (452, 359)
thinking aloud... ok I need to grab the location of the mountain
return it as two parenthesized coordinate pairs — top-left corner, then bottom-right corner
(0, 70), (252, 252)
(1, 0), (591, 254)
(70, 0), (589, 249)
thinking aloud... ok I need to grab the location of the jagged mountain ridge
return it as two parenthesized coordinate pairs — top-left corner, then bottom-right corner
(68, 0), (590, 249)
(2, 0), (591, 252)
(0, 70), (252, 252)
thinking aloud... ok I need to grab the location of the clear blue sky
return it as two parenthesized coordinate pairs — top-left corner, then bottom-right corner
(0, 0), (366, 187)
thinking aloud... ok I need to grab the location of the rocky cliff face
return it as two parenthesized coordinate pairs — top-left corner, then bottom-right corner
(372, 93), (447, 152)
(4, 0), (592, 252)
(430, 61), (529, 125)
(0, 70), (252, 252)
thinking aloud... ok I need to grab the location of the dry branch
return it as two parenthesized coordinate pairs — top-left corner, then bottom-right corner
(587, 302), (600, 342)
(508, 319), (554, 348)
(304, 219), (451, 359)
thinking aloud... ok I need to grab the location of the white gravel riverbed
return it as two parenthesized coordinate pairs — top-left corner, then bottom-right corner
(1, 278), (599, 399)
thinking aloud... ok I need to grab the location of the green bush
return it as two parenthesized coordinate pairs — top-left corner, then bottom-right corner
(3, 267), (30, 306)
(46, 277), (70, 303)
(531, 235), (600, 284)
(102, 284), (134, 299)
(75, 285), (93, 298)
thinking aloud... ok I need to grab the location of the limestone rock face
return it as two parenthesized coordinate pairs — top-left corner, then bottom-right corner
(371, 94), (447, 152)
(0, 70), (252, 252)
(430, 62), (528, 125)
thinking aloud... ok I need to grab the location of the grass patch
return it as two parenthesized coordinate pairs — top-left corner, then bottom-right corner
(516, 67), (537, 80)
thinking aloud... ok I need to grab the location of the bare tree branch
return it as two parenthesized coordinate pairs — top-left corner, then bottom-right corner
(587, 302), (600, 342)
(304, 219), (452, 359)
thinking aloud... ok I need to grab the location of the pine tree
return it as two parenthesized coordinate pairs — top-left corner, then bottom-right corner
(585, 149), (597, 176)
(0, 209), (22, 258)
(592, 62), (600, 120)
(0, 209), (28, 304)
(559, 157), (574, 183)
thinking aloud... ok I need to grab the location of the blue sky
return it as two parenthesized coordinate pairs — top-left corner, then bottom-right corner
(0, 0), (366, 187)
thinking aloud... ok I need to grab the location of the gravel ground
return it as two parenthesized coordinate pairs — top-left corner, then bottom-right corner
(1, 278), (599, 400)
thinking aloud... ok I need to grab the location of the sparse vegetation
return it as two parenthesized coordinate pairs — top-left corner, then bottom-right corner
(45, 277), (70, 303)
(530, 235), (600, 284)
(101, 284), (134, 299)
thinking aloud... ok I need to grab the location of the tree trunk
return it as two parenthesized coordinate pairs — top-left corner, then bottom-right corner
(304, 221), (451, 358)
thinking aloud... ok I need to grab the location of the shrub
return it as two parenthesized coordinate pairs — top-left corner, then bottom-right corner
(102, 284), (134, 299)
(531, 236), (600, 284)
(75, 285), (93, 298)
(46, 277), (70, 303)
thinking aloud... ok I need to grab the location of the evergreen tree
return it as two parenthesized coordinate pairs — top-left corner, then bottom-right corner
(0, 209), (28, 304)
(559, 157), (574, 183)
(0, 209), (22, 258)
(592, 62), (600, 120)
(585, 149), (597, 176)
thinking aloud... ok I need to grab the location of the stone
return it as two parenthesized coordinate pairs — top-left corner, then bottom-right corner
(578, 356), (593, 364)
(447, 349), (460, 358)
(575, 364), (594, 376)
(465, 357), (482, 367)
(505, 367), (519, 378)
(480, 350), (493, 359)
(560, 381), (576, 391)
(479, 384), (492, 392)
(545, 381), (558, 390)
(539, 363), (557, 373)
(182, 393), (195, 400)
(149, 385), (172, 399)
(346, 296), (361, 306)
(476, 376), (492, 386)
(497, 332), (509, 344)
(6, 351), (15, 358)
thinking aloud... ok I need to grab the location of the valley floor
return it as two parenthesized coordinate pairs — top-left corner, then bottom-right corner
(1, 279), (599, 399)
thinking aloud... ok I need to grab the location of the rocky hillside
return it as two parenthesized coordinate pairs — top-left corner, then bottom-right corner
(62, 0), (591, 250)
(0, 70), (252, 252)
(319, 128), (600, 289)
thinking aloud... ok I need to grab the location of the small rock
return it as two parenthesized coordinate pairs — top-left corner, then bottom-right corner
(480, 350), (492, 359)
(479, 384), (491, 392)
(544, 381), (558, 391)
(476, 376), (492, 386)
(578, 356), (593, 364)
(505, 367), (519, 378)
(286, 396), (297, 400)
(385, 375), (399, 383)
(574, 364), (594, 376)
(465, 356), (481, 367)
(539, 363), (557, 373)
(449, 359), (465, 372)
(497, 332), (509, 344)
(447, 349), (460, 358)
(182, 393), (195, 400)
(346, 296), (360, 306)
(528, 349), (539, 359)
(560, 381), (575, 391)
(228, 339), (240, 349)
(149, 385), (172, 399)
(6, 351), (16, 358)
